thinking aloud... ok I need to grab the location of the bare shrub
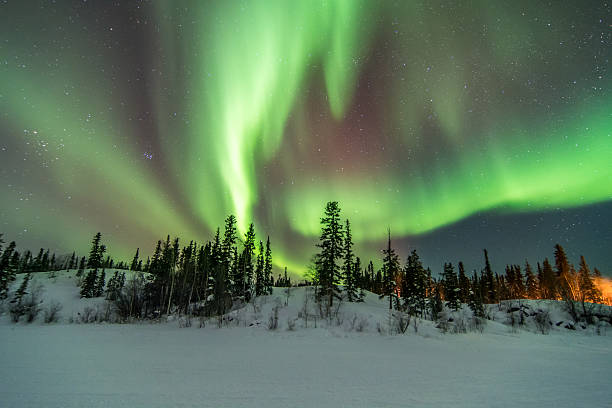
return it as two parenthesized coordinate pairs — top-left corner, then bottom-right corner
(534, 309), (551, 334)
(346, 314), (359, 331)
(468, 316), (486, 333)
(287, 317), (297, 331)
(80, 306), (98, 323)
(267, 304), (279, 330)
(10, 283), (42, 323)
(178, 315), (192, 328)
(355, 316), (369, 332)
(436, 310), (450, 334)
(44, 301), (63, 323)
(334, 311), (344, 327)
(392, 311), (410, 334)
(317, 297), (342, 323)
(451, 316), (467, 334)
(113, 274), (147, 321)
(9, 303), (23, 323)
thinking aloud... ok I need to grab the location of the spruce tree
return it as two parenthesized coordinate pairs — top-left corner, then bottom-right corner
(254, 241), (265, 297)
(87, 232), (105, 272)
(264, 237), (273, 295)
(577, 256), (601, 311)
(554, 244), (577, 301)
(80, 269), (98, 298)
(428, 283), (444, 320)
(19, 251), (32, 274)
(13, 273), (31, 304)
(314, 201), (343, 308)
(443, 262), (460, 311)
(10, 251), (21, 273)
(0, 241), (16, 298)
(77, 256), (86, 277)
(222, 215), (237, 268)
(404, 249), (427, 316)
(380, 230), (400, 310)
(457, 262), (470, 304)
(468, 272), (485, 318)
(483, 249), (496, 303)
(68, 252), (76, 270)
(33, 248), (44, 272)
(342, 219), (357, 302)
(94, 270), (106, 297)
(0, 241), (16, 272)
(539, 258), (556, 299)
(41, 249), (50, 271)
(354, 257), (366, 301)
(130, 248), (140, 271)
(239, 223), (256, 302)
(525, 261), (539, 299)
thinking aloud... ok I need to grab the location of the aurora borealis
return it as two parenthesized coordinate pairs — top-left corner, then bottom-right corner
(1, 0), (611, 276)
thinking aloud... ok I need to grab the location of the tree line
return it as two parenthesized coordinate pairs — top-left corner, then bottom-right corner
(0, 203), (609, 322)
(310, 201), (608, 322)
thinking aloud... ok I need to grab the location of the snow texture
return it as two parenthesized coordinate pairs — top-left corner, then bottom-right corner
(0, 271), (611, 407)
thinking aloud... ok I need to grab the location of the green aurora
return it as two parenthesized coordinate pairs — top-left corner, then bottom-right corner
(0, 0), (610, 274)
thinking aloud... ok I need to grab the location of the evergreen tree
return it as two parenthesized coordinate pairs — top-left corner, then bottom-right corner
(254, 241), (265, 296)
(32, 248), (44, 272)
(80, 269), (98, 298)
(0, 241), (16, 271)
(239, 223), (256, 302)
(314, 201), (344, 308)
(525, 261), (539, 299)
(354, 257), (366, 301)
(577, 256), (601, 306)
(468, 272), (485, 318)
(94, 270), (106, 297)
(0, 241), (17, 299)
(264, 236), (273, 295)
(19, 251), (32, 274)
(403, 249), (427, 316)
(10, 251), (20, 273)
(443, 262), (460, 311)
(457, 261), (470, 304)
(12, 273), (31, 304)
(539, 258), (556, 299)
(222, 215), (237, 268)
(428, 282), (444, 321)
(41, 249), (50, 271)
(130, 248), (140, 271)
(106, 271), (125, 301)
(68, 252), (76, 270)
(380, 230), (400, 310)
(554, 244), (577, 301)
(342, 219), (357, 302)
(482, 249), (496, 303)
(50, 253), (57, 270)
(77, 256), (86, 277)
(87, 232), (106, 271)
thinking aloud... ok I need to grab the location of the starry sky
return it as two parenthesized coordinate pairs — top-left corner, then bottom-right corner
(1, 0), (611, 277)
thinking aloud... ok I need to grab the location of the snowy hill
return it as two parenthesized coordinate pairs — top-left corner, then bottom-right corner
(1, 270), (611, 407)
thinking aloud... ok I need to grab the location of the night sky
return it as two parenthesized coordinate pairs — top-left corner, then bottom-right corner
(1, 0), (611, 277)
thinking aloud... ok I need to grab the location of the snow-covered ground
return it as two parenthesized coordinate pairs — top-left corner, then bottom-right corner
(1, 271), (611, 407)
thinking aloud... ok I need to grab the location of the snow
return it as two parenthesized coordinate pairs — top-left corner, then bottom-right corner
(1, 271), (611, 407)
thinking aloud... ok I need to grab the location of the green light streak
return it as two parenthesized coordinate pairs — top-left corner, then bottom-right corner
(162, 0), (376, 234)
(285, 105), (612, 240)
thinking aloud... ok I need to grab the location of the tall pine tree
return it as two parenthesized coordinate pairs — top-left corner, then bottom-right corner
(314, 201), (343, 308)
(342, 219), (357, 302)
